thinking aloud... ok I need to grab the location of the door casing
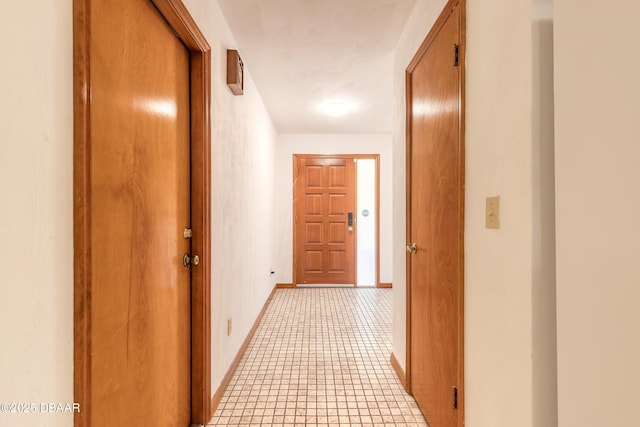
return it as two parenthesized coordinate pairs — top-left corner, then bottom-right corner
(292, 154), (381, 287)
(405, 0), (466, 424)
(72, 0), (212, 425)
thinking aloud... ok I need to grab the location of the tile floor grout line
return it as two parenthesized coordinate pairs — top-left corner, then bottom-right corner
(208, 288), (428, 427)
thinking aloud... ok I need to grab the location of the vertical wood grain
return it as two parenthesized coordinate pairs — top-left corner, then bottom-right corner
(73, 0), (91, 424)
(73, 0), (212, 424)
(405, 0), (465, 425)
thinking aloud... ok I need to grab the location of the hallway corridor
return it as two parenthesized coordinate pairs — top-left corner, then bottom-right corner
(208, 288), (427, 426)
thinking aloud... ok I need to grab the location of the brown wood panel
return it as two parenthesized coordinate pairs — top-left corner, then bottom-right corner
(294, 157), (356, 284)
(328, 222), (346, 244)
(73, 0), (92, 424)
(306, 222), (323, 243)
(328, 194), (347, 215)
(329, 250), (347, 272)
(305, 194), (323, 215)
(306, 165), (323, 187)
(405, 0), (465, 426)
(90, 0), (191, 424)
(328, 163), (348, 187)
(276, 283), (295, 289)
(305, 251), (323, 272)
(187, 46), (213, 423)
(73, 0), (212, 425)
(162, 0), (214, 417)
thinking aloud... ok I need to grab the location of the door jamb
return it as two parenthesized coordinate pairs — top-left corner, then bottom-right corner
(405, 0), (465, 422)
(292, 154), (380, 287)
(73, 0), (212, 425)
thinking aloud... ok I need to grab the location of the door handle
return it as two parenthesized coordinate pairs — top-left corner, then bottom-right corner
(406, 243), (417, 254)
(183, 253), (200, 267)
(348, 212), (353, 232)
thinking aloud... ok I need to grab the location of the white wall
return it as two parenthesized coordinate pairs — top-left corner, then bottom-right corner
(183, 0), (278, 398)
(274, 134), (393, 285)
(393, 0), (557, 426)
(554, 0), (640, 426)
(465, 2), (536, 424)
(0, 1), (74, 427)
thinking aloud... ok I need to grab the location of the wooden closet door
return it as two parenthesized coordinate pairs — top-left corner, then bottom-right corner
(406, 1), (464, 426)
(89, 0), (191, 424)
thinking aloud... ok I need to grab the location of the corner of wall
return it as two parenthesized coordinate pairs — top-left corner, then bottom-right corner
(531, 3), (558, 426)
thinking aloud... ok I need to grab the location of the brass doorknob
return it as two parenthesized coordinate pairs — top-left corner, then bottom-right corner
(406, 243), (417, 254)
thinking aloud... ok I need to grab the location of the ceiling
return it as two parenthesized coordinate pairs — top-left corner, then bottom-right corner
(216, 0), (417, 134)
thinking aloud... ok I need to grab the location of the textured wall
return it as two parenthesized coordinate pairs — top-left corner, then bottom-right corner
(0, 1), (74, 426)
(182, 0), (279, 397)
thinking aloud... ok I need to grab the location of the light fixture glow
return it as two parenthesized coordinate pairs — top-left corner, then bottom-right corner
(324, 101), (350, 117)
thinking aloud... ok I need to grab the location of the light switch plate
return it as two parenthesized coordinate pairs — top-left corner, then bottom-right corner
(486, 196), (500, 229)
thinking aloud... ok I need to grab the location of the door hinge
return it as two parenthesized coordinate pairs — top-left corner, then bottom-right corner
(295, 215), (298, 224)
(453, 386), (458, 409)
(453, 44), (459, 67)
(295, 166), (299, 177)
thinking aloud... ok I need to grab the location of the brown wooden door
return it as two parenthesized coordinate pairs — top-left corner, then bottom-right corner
(407, 1), (464, 426)
(294, 157), (356, 285)
(90, 0), (191, 425)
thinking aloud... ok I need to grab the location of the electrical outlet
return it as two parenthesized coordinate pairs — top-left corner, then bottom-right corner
(227, 318), (232, 336)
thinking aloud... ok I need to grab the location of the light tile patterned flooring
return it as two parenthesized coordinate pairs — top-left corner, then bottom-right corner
(208, 288), (428, 426)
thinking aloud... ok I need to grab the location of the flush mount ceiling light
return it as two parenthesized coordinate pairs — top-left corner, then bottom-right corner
(323, 101), (351, 117)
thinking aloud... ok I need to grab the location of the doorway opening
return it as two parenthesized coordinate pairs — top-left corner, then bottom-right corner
(293, 154), (380, 287)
